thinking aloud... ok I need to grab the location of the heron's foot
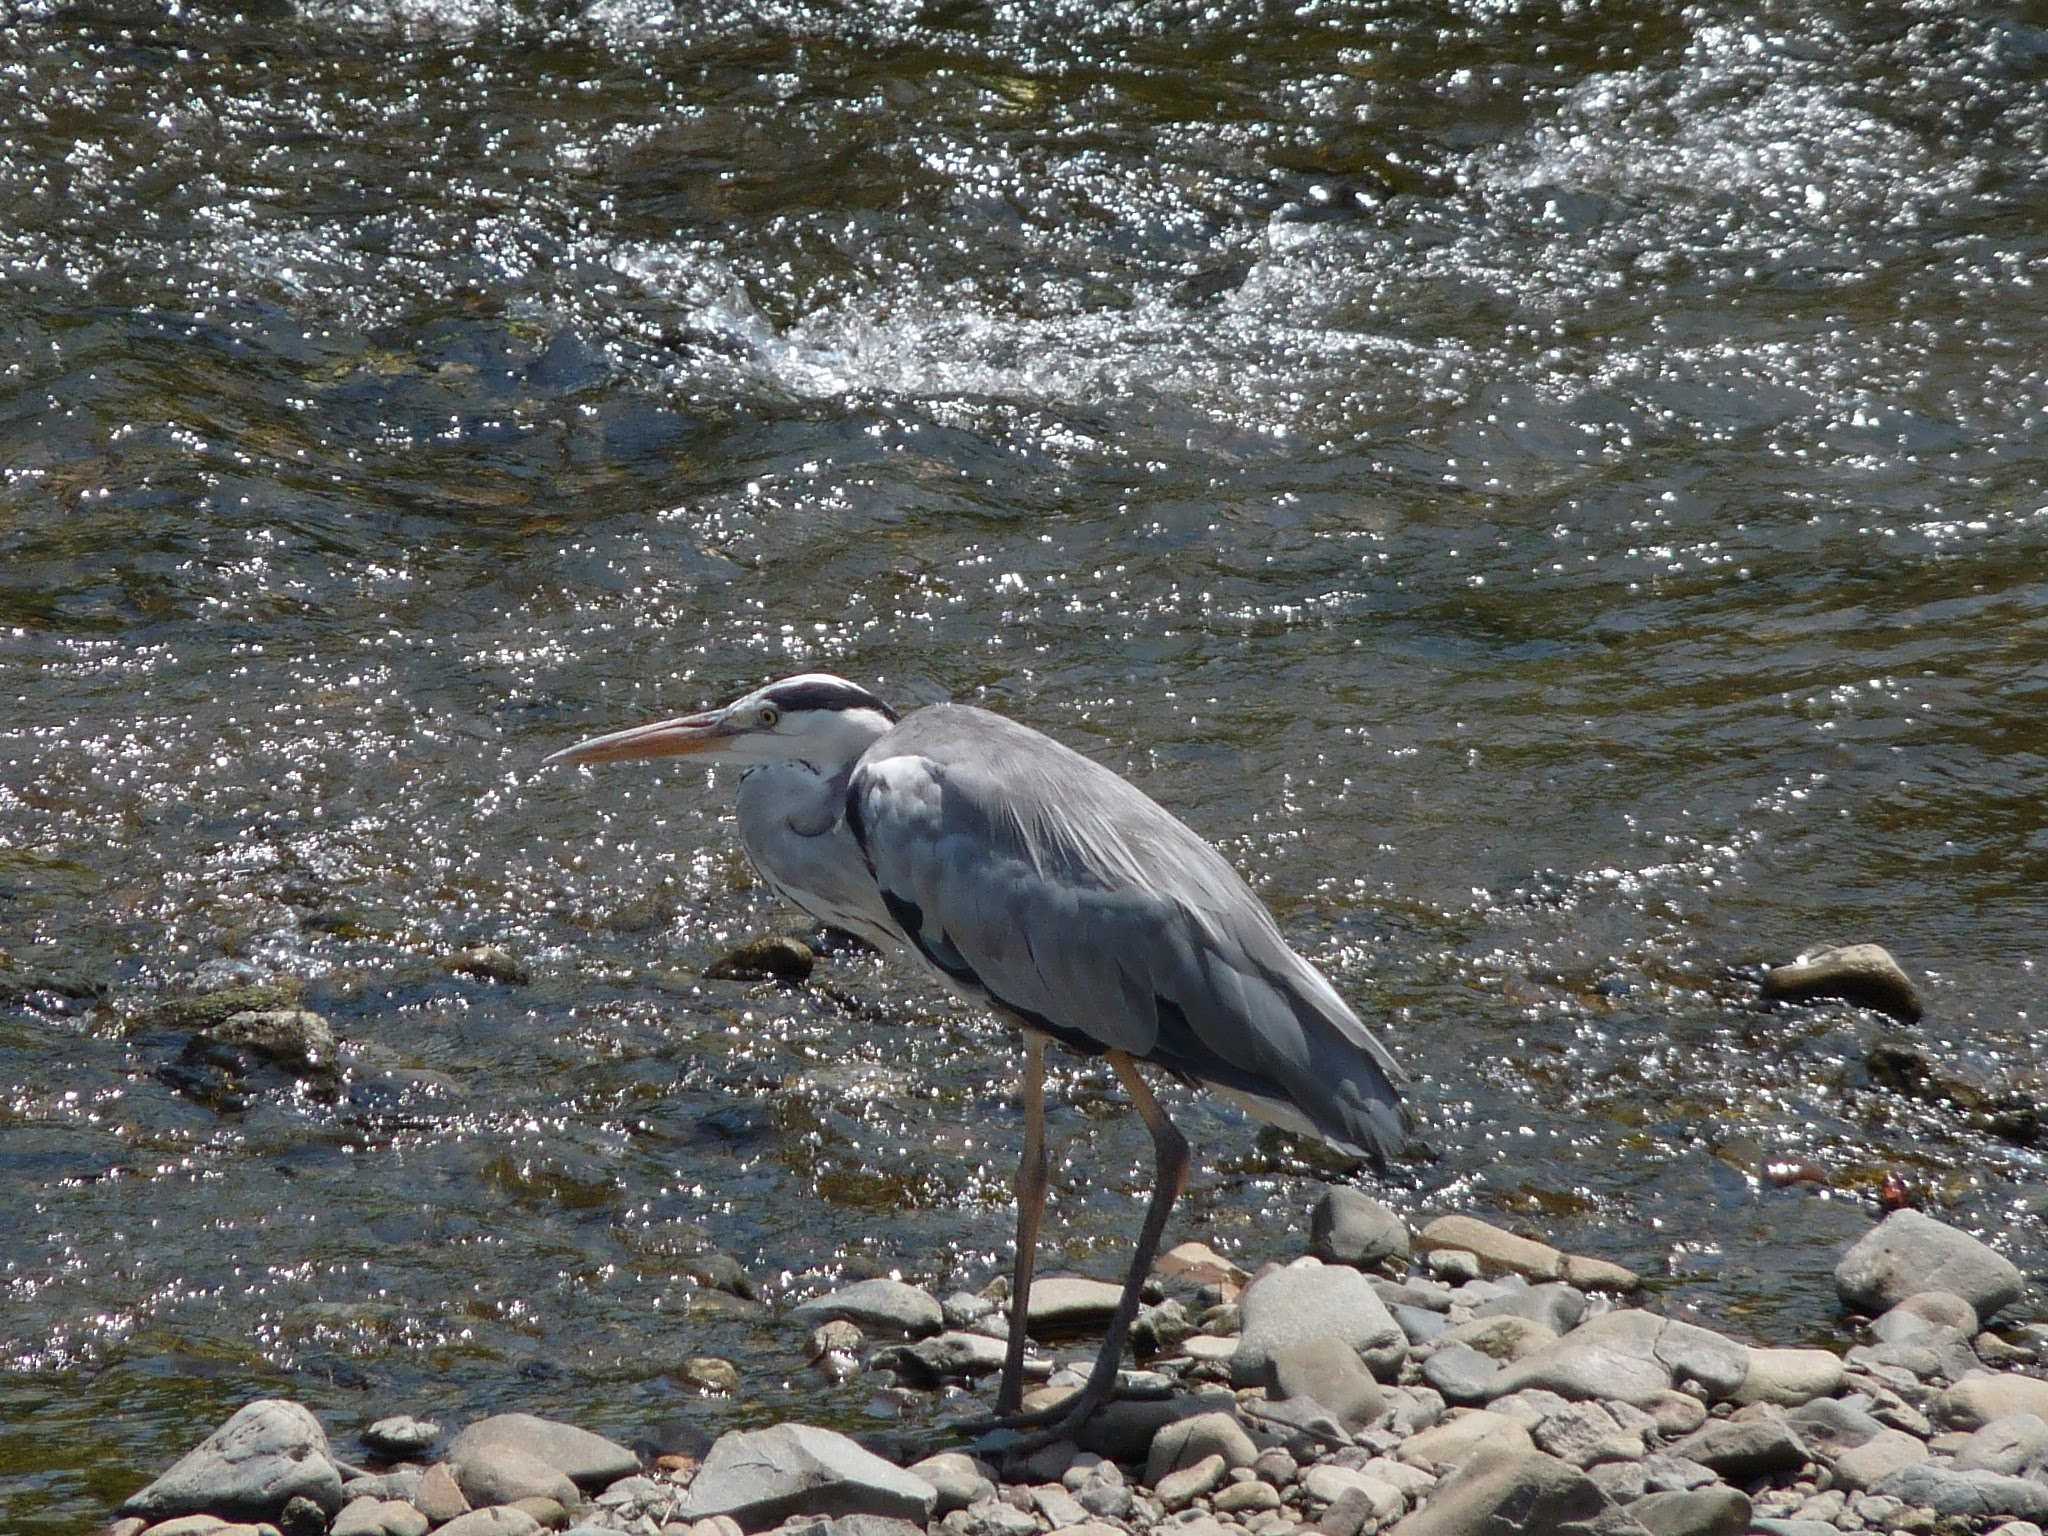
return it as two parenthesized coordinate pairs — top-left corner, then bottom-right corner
(956, 1385), (1115, 1457)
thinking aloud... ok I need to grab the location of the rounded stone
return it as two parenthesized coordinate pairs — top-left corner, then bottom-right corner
(1309, 1187), (1410, 1269)
(1836, 1210), (2024, 1321)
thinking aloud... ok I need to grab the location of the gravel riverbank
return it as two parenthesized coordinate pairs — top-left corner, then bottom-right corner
(104, 1194), (2045, 1536)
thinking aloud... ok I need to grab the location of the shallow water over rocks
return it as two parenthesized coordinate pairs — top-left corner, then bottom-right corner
(4, 1), (2047, 1528)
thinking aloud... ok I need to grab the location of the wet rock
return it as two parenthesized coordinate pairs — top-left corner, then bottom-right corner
(1384, 1441), (1638, 1536)
(445, 1415), (638, 1490)
(362, 1416), (440, 1457)
(871, 1331), (1013, 1385)
(1956, 1413), (2048, 1476)
(1864, 1039), (2038, 1141)
(680, 1424), (937, 1528)
(443, 945), (532, 985)
(1837, 1209), (2024, 1320)
(1763, 942), (1922, 1022)
(1666, 1417), (1808, 1480)
(205, 1009), (338, 1072)
(333, 1498), (431, 1536)
(1025, 1276), (1124, 1335)
(1310, 1187), (1410, 1269)
(1732, 1347), (1845, 1407)
(676, 1357), (740, 1393)
(1422, 1344), (1503, 1405)
(941, 1291), (996, 1329)
(279, 1494), (329, 1536)
(704, 937), (814, 984)
(789, 1280), (944, 1338)
(1625, 1487), (1750, 1536)
(1154, 1241), (1251, 1293)
(1232, 1258), (1407, 1387)
(1829, 1428), (1928, 1491)
(1485, 1309), (1748, 1407)
(119, 1399), (344, 1522)
(904, 1454), (993, 1516)
(141, 980), (304, 1033)
(1414, 1216), (1564, 1283)
(1144, 1411), (1256, 1484)
(1873, 1463), (2048, 1520)
(1261, 1337), (1386, 1432)
(1395, 1411), (1532, 1474)
(1562, 1256), (1642, 1293)
(1942, 1371), (2048, 1429)
(1132, 1297), (1193, 1355)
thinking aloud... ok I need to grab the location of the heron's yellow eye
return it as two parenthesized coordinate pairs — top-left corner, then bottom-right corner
(758, 705), (780, 728)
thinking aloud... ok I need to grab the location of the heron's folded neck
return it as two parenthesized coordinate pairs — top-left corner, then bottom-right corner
(784, 763), (854, 838)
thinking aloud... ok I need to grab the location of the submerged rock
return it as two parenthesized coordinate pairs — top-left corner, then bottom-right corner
(204, 1008), (338, 1072)
(704, 936), (815, 983)
(140, 980), (305, 1033)
(443, 945), (532, 986)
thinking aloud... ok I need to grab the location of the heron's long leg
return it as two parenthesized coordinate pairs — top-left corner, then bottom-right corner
(997, 1033), (1050, 1415)
(1068, 1050), (1190, 1412)
(963, 1051), (1191, 1450)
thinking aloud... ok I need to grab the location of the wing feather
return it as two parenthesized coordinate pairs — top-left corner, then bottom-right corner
(848, 704), (1408, 1164)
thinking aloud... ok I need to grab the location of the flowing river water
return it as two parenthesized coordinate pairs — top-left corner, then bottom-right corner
(4, 0), (2047, 1526)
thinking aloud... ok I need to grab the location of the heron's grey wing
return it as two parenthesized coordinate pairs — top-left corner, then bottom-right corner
(848, 706), (1407, 1165)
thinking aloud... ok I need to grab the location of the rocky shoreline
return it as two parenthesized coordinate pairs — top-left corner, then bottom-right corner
(106, 1193), (2047, 1536)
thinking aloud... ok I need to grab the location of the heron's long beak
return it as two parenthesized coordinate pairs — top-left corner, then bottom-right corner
(545, 709), (732, 767)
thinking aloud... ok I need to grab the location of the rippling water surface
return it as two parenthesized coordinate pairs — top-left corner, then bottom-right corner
(5, 0), (2048, 1525)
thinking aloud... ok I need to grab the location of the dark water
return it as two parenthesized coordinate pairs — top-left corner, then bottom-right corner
(5, 0), (2047, 1525)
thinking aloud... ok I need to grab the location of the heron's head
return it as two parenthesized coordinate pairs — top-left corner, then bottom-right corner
(546, 673), (898, 773)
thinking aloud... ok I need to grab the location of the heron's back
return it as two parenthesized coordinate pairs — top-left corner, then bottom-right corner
(848, 705), (1408, 1164)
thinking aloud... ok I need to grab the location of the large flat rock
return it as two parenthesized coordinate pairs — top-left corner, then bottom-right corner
(678, 1423), (937, 1530)
(1485, 1309), (1748, 1407)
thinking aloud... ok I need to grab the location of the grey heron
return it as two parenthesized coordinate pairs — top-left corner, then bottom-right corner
(549, 673), (1408, 1436)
